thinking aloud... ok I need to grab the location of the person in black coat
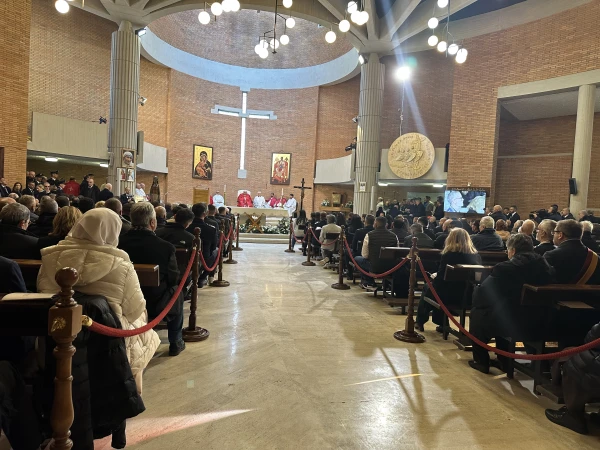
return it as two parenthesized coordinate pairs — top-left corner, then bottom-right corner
(469, 234), (555, 374)
(391, 216), (409, 242)
(416, 228), (482, 330)
(560, 207), (574, 221)
(80, 177), (101, 203)
(21, 181), (36, 197)
(0, 203), (40, 260)
(434, 220), (457, 250)
(580, 221), (599, 253)
(118, 202), (186, 356)
(28, 197), (58, 237)
(403, 224), (434, 248)
(433, 197), (444, 221)
(490, 205), (507, 222)
(352, 215), (375, 256)
(545, 321), (600, 435)
(471, 216), (504, 252)
(533, 219), (556, 256)
(418, 217), (435, 240)
(156, 208), (195, 248)
(507, 206), (520, 230)
(187, 202), (218, 285)
(388, 204), (399, 219)
(98, 183), (114, 202)
(104, 198), (131, 241)
(414, 198), (426, 218)
(0, 256), (27, 293)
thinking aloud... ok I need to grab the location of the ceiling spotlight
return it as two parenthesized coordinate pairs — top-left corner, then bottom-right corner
(358, 54), (365, 64)
(339, 19), (350, 32)
(428, 35), (439, 47)
(286, 17), (295, 28)
(437, 40), (447, 52)
(437, 0), (449, 8)
(99, 163), (109, 168)
(447, 43), (459, 55)
(396, 66), (411, 81)
(270, 38), (280, 49)
(325, 30), (337, 43)
(139, 96), (147, 106)
(135, 27), (147, 36)
(198, 11), (210, 24)
(211, 2), (223, 16)
(280, 34), (289, 45)
(350, 10), (361, 24)
(428, 17), (439, 29)
(359, 10), (369, 25)
(456, 48), (468, 63)
(283, 0), (293, 8)
(55, 0), (69, 13)
(347, 1), (358, 14)
(222, 0), (232, 13)
(231, 0), (241, 12)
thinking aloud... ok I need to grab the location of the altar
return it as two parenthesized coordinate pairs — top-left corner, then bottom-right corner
(230, 207), (289, 218)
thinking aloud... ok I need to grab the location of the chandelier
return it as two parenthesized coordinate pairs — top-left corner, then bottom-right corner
(427, 0), (468, 64)
(253, 0), (296, 59)
(197, 0), (241, 24)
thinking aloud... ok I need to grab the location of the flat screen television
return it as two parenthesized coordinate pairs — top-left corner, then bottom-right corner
(444, 190), (486, 214)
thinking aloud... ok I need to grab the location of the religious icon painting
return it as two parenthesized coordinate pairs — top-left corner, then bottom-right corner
(122, 149), (135, 167)
(270, 152), (291, 185)
(192, 145), (213, 180)
(118, 168), (127, 181)
(127, 169), (135, 182)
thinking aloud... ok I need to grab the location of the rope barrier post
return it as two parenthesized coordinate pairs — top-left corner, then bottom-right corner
(285, 217), (295, 253)
(332, 227), (350, 290)
(48, 267), (82, 450)
(183, 228), (210, 342)
(394, 237), (425, 344)
(224, 218), (238, 264)
(211, 223), (230, 287)
(302, 223), (316, 266)
(233, 213), (243, 251)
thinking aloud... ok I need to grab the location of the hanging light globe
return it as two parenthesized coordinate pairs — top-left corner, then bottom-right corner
(428, 35), (439, 47)
(325, 30), (337, 43)
(231, 0), (241, 11)
(359, 10), (369, 25)
(222, 0), (232, 13)
(456, 48), (468, 63)
(347, 1), (358, 14)
(254, 43), (263, 55)
(286, 17), (296, 28)
(428, 17), (439, 29)
(283, 0), (293, 8)
(259, 47), (269, 59)
(280, 34), (290, 45)
(198, 10), (211, 24)
(350, 10), (361, 24)
(339, 19), (350, 32)
(270, 38), (280, 49)
(437, 0), (449, 8)
(211, 2), (223, 15)
(437, 40), (447, 52)
(447, 43), (459, 55)
(55, 0), (69, 13)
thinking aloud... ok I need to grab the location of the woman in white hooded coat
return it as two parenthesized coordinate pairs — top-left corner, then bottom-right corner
(37, 208), (160, 394)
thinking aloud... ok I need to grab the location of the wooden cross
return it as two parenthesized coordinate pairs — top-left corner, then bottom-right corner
(293, 177), (312, 212)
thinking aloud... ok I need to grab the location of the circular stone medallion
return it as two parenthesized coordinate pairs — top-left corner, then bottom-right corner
(387, 133), (435, 179)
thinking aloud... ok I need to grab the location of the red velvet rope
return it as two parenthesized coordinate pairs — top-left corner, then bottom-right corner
(310, 228), (340, 246)
(417, 258), (600, 361)
(86, 247), (198, 337)
(343, 237), (409, 278)
(198, 233), (226, 272)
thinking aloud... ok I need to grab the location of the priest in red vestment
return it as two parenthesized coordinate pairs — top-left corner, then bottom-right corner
(268, 193), (279, 208)
(237, 191), (253, 207)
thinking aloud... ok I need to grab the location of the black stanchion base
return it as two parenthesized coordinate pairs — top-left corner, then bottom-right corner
(302, 261), (316, 266)
(331, 282), (351, 290)
(233, 247), (243, 251)
(211, 280), (230, 287)
(394, 330), (426, 343)
(284, 249), (295, 253)
(224, 259), (238, 264)
(183, 327), (210, 342)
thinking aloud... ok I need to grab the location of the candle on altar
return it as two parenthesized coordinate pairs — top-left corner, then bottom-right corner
(224, 184), (226, 192)
(281, 188), (283, 198)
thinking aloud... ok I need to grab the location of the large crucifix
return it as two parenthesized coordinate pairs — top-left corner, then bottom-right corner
(212, 90), (277, 179)
(293, 177), (312, 212)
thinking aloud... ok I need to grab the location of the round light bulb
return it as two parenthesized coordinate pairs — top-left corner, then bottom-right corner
(211, 2), (223, 15)
(198, 10), (211, 24)
(231, 0), (240, 11)
(359, 10), (369, 25)
(437, 40), (447, 52)
(325, 30), (337, 43)
(447, 43), (459, 55)
(397, 66), (411, 81)
(456, 48), (468, 63)
(428, 17), (439, 29)
(339, 19), (350, 32)
(437, 0), (449, 8)
(55, 0), (69, 13)
(254, 43), (262, 55)
(270, 38), (280, 49)
(283, 0), (293, 8)
(428, 35), (439, 47)
(286, 17), (295, 28)
(347, 1), (358, 14)
(222, 0), (232, 13)
(280, 34), (290, 45)
(259, 48), (269, 59)
(350, 10), (361, 24)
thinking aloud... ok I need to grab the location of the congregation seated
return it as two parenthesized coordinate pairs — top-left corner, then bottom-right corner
(495, 219), (510, 243)
(511, 219), (523, 234)
(118, 202), (186, 357)
(354, 216), (398, 288)
(434, 219), (457, 250)
(187, 202), (218, 285)
(56, 195), (70, 208)
(351, 215), (374, 259)
(533, 219), (556, 256)
(73, 196), (95, 213)
(38, 205), (82, 250)
(17, 194), (38, 222)
(391, 216), (408, 242)
(580, 220), (599, 253)
(156, 207), (195, 248)
(320, 214), (341, 263)
(520, 219), (539, 245)
(0, 203), (40, 260)
(155, 205), (167, 228)
(0, 255), (27, 293)
(490, 204), (507, 222)
(403, 223), (434, 248)
(205, 204), (221, 230)
(468, 234), (555, 374)
(105, 197), (132, 238)
(417, 217), (435, 240)
(471, 216), (504, 251)
(561, 207), (574, 221)
(37, 207), (160, 393)
(416, 228), (482, 331)
(28, 196), (58, 237)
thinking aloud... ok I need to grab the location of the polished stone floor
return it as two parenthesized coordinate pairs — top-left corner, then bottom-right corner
(96, 244), (599, 449)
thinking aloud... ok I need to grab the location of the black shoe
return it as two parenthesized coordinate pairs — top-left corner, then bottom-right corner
(199, 278), (208, 288)
(468, 360), (489, 374)
(169, 340), (186, 356)
(489, 359), (506, 372)
(435, 326), (443, 334)
(545, 407), (588, 435)
(415, 323), (424, 332)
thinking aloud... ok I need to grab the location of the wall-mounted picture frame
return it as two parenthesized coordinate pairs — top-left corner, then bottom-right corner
(122, 149), (135, 167)
(270, 152), (291, 185)
(193, 145), (213, 180)
(118, 168), (127, 181)
(127, 168), (135, 182)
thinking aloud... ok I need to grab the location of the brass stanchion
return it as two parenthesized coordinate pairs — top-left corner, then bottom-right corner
(48, 267), (82, 450)
(233, 213), (243, 251)
(331, 227), (350, 290)
(394, 236), (425, 343)
(211, 223), (230, 287)
(302, 223), (316, 266)
(285, 217), (295, 253)
(224, 218), (238, 264)
(183, 227), (210, 342)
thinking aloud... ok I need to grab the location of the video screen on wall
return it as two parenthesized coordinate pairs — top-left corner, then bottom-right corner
(444, 190), (486, 214)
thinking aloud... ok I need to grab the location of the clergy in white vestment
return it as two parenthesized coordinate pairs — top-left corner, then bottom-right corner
(284, 194), (297, 217)
(253, 191), (266, 208)
(213, 191), (225, 208)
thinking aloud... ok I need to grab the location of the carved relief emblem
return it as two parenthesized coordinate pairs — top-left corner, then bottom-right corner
(388, 133), (435, 179)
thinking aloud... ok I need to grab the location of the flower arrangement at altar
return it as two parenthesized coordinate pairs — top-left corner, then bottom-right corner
(344, 201), (353, 210)
(277, 217), (290, 234)
(238, 217), (289, 234)
(321, 199), (331, 206)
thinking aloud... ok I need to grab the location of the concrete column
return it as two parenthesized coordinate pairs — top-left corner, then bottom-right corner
(570, 84), (596, 214)
(108, 21), (140, 197)
(354, 54), (384, 216)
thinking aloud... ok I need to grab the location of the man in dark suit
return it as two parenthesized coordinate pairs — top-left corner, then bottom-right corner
(388, 203), (400, 219)
(547, 204), (562, 222)
(403, 223), (434, 248)
(118, 202), (185, 356)
(434, 220), (457, 250)
(0, 256), (27, 293)
(490, 205), (507, 222)
(414, 198), (426, 218)
(418, 217), (435, 240)
(80, 177), (100, 203)
(355, 216), (398, 288)
(0, 203), (40, 260)
(22, 181), (36, 197)
(0, 178), (11, 198)
(156, 208), (195, 248)
(534, 219), (556, 256)
(351, 214), (374, 256)
(471, 216), (504, 251)
(104, 198), (131, 240)
(560, 207), (574, 221)
(98, 183), (114, 201)
(507, 205), (520, 230)
(187, 203), (218, 285)
(28, 197), (58, 237)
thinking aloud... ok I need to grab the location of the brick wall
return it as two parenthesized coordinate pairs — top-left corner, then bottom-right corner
(448, 1), (600, 203)
(0, 0), (31, 183)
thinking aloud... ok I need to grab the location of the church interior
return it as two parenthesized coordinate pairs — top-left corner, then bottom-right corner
(2, 0), (600, 448)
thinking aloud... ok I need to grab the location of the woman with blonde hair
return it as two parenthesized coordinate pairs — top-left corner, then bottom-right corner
(495, 219), (510, 242)
(38, 206), (83, 249)
(416, 228), (482, 332)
